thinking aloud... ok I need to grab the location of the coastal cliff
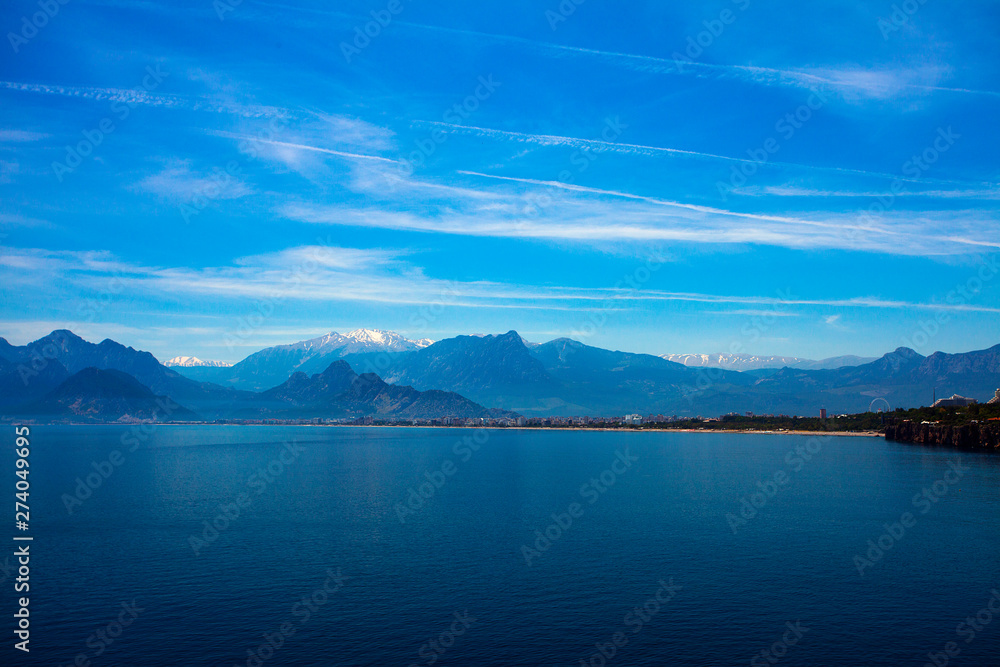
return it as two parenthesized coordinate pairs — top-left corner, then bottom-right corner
(885, 419), (1000, 452)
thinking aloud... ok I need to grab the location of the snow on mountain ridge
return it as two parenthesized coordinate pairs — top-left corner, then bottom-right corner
(164, 356), (232, 368)
(660, 353), (876, 371)
(662, 353), (806, 371)
(262, 329), (433, 356)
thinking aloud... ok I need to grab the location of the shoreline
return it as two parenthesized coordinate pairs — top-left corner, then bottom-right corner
(7, 422), (885, 437)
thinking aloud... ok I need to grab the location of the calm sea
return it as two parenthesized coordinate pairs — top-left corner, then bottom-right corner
(5, 426), (1000, 666)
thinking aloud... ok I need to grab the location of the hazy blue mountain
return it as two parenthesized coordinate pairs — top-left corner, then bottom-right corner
(187, 329), (434, 391)
(343, 332), (753, 416)
(381, 331), (552, 389)
(352, 331), (561, 414)
(0, 352), (71, 408)
(0, 330), (251, 417)
(526, 338), (754, 415)
(244, 360), (511, 420)
(14, 367), (199, 422)
(661, 352), (877, 371)
(795, 355), (879, 370)
(0, 331), (514, 422)
(163, 365), (233, 384)
(339, 332), (999, 417)
(2, 330), (997, 421)
(743, 345), (1000, 414)
(0, 337), (18, 361)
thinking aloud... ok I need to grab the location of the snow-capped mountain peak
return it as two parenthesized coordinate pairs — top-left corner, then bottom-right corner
(164, 356), (232, 368)
(344, 329), (391, 345)
(284, 329), (434, 355)
(340, 329), (434, 353)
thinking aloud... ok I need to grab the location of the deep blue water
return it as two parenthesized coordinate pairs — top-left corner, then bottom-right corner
(4, 426), (1000, 666)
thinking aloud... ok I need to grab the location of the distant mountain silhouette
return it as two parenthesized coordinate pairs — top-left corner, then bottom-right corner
(1, 329), (998, 421)
(14, 368), (199, 422)
(342, 332), (752, 415)
(0, 332), (517, 422)
(244, 360), (513, 420)
(182, 329), (435, 391)
(747, 345), (1000, 414)
(0, 348), (70, 409)
(338, 332), (999, 417)
(0, 330), (250, 417)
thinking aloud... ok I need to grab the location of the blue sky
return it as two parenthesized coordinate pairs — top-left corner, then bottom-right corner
(1, 0), (999, 363)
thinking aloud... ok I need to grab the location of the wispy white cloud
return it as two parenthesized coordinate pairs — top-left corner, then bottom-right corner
(208, 132), (401, 165)
(4, 245), (999, 316)
(279, 186), (1000, 256)
(0, 80), (293, 118)
(707, 309), (801, 318)
(132, 160), (254, 201)
(0, 212), (53, 228)
(0, 129), (48, 142)
(393, 22), (1000, 100)
(755, 185), (1000, 199)
(301, 110), (397, 152)
(427, 122), (975, 186)
(456, 170), (881, 232)
(0, 160), (18, 185)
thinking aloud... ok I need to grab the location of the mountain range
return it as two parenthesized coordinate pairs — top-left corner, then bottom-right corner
(660, 353), (878, 372)
(1, 328), (998, 422)
(241, 360), (514, 421)
(0, 331), (497, 423)
(17, 367), (200, 422)
(173, 329), (1000, 416)
(180, 329), (434, 390)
